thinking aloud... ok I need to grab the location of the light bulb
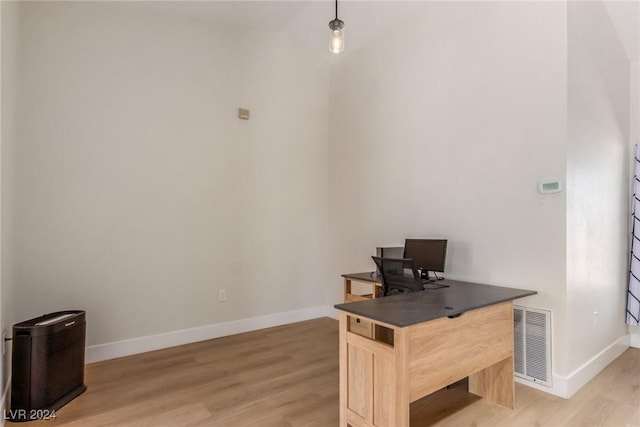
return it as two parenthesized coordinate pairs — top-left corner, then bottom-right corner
(330, 29), (344, 54)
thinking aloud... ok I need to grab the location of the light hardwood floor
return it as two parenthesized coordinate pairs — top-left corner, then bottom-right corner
(17, 318), (640, 426)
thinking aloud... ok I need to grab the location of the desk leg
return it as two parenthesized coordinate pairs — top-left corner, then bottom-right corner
(339, 317), (409, 427)
(394, 328), (410, 427)
(344, 278), (351, 302)
(339, 312), (348, 427)
(468, 356), (515, 409)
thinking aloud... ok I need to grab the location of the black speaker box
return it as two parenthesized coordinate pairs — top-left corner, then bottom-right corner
(9, 310), (87, 422)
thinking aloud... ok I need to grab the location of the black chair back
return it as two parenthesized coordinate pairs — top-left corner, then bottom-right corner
(371, 256), (423, 296)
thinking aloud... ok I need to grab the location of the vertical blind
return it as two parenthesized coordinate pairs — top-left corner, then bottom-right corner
(627, 144), (640, 326)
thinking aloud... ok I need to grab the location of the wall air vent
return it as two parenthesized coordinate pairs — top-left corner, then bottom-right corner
(514, 305), (552, 387)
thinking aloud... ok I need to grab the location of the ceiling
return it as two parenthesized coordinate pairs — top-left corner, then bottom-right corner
(122, 1), (429, 55)
(126, 1), (639, 62)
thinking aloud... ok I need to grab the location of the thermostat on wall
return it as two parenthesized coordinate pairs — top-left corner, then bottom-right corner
(537, 180), (563, 194)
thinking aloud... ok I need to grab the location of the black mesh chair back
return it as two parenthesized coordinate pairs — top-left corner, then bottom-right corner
(371, 256), (423, 296)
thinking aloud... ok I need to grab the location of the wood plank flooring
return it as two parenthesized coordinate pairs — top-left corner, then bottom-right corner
(14, 318), (640, 426)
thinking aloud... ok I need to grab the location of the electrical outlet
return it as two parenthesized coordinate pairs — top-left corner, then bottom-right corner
(219, 289), (227, 302)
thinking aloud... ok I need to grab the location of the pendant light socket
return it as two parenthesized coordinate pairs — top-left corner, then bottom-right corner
(328, 0), (345, 54)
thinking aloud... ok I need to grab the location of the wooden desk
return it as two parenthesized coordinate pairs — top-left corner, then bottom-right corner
(334, 280), (536, 427)
(341, 273), (383, 339)
(342, 272), (382, 302)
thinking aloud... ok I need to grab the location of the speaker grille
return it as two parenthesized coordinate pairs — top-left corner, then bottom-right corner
(514, 306), (551, 387)
(34, 325), (86, 406)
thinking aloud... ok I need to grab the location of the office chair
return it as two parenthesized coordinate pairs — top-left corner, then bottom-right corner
(371, 256), (424, 296)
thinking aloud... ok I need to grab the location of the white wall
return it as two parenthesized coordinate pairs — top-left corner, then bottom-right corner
(1, 0), (20, 405)
(566, 1), (631, 374)
(9, 2), (329, 349)
(633, 61), (640, 148)
(328, 1), (569, 373)
(3, 0), (635, 400)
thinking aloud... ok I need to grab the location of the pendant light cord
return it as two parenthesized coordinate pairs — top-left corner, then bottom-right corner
(335, 0), (338, 20)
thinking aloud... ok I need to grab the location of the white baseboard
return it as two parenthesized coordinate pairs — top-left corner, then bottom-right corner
(325, 305), (339, 320)
(521, 334), (630, 399)
(515, 375), (561, 396)
(630, 332), (640, 348)
(86, 305), (329, 364)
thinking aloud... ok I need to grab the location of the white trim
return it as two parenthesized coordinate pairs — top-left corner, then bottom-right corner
(520, 335), (630, 398)
(548, 374), (569, 398)
(630, 332), (640, 348)
(515, 375), (564, 397)
(86, 305), (327, 364)
(564, 335), (630, 398)
(325, 305), (340, 320)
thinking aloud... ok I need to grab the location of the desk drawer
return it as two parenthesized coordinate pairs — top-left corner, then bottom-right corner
(349, 316), (373, 338)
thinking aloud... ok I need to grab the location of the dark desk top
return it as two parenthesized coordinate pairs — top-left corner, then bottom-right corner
(334, 279), (536, 327)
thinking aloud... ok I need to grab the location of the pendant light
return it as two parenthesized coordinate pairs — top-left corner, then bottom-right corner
(328, 0), (344, 54)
